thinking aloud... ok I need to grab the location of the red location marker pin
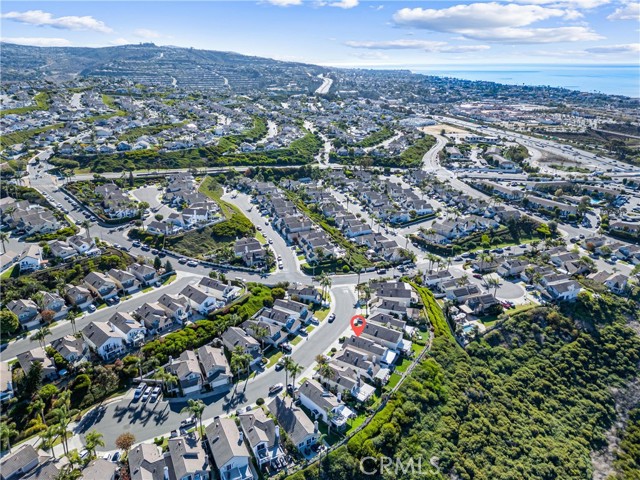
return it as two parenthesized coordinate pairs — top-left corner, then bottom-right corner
(350, 315), (367, 337)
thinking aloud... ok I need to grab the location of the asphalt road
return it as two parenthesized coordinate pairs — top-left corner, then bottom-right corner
(77, 285), (356, 449)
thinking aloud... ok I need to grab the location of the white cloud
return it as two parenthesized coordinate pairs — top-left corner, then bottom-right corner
(265, 0), (303, 6)
(512, 0), (610, 8)
(345, 39), (490, 53)
(327, 0), (359, 8)
(463, 26), (603, 42)
(608, 1), (640, 20)
(109, 38), (130, 46)
(1, 36), (72, 47)
(392, 3), (603, 43)
(585, 43), (640, 53)
(1, 10), (112, 33)
(134, 28), (161, 39)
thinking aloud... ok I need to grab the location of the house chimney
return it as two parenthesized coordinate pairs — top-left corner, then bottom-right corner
(275, 425), (280, 442)
(169, 356), (174, 365)
(337, 392), (342, 403)
(314, 420), (318, 434)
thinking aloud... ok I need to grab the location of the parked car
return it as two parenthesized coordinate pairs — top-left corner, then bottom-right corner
(281, 343), (292, 353)
(111, 451), (121, 463)
(141, 388), (151, 403)
(133, 383), (147, 401)
(150, 386), (161, 402)
(187, 260), (198, 267)
(328, 313), (336, 323)
(178, 257), (188, 264)
(180, 416), (197, 429)
(269, 383), (284, 395)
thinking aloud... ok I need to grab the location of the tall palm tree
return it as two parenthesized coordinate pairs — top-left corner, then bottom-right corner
(32, 292), (45, 312)
(362, 284), (372, 316)
(288, 361), (303, 394)
(0, 232), (8, 254)
(154, 368), (178, 393)
(66, 310), (79, 335)
(0, 422), (17, 451)
(84, 430), (105, 459)
(39, 425), (58, 459)
(253, 325), (269, 350)
(52, 407), (72, 456)
(320, 273), (332, 302)
(81, 220), (91, 243)
(281, 355), (293, 389)
(181, 399), (206, 437)
(30, 326), (52, 350)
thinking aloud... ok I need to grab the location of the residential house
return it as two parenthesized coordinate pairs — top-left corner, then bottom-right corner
(268, 396), (320, 453)
(361, 321), (405, 352)
(167, 350), (203, 395)
(128, 443), (165, 480)
(165, 435), (209, 480)
(68, 234), (95, 254)
(605, 273), (629, 295)
(206, 417), (254, 480)
(128, 263), (159, 286)
(107, 268), (138, 294)
(297, 379), (354, 431)
(48, 240), (77, 260)
(108, 312), (146, 347)
(84, 271), (118, 300)
(135, 302), (174, 335)
(546, 280), (582, 301)
(158, 293), (191, 322)
(197, 345), (232, 391)
(17, 347), (57, 380)
(39, 291), (68, 320)
(7, 299), (39, 329)
(0, 362), (14, 402)
(0, 445), (40, 480)
(234, 238), (266, 267)
(80, 459), (117, 480)
(286, 285), (322, 305)
(221, 327), (263, 368)
(198, 277), (241, 303)
(18, 245), (42, 273)
(64, 284), (93, 310)
(180, 284), (223, 315)
(82, 321), (127, 361)
(238, 409), (285, 468)
(50, 335), (89, 365)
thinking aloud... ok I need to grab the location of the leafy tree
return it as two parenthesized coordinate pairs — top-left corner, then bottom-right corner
(115, 432), (136, 456)
(0, 309), (19, 335)
(164, 260), (173, 273)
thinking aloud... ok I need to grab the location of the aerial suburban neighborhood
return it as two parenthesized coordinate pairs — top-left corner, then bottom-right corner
(0, 32), (639, 480)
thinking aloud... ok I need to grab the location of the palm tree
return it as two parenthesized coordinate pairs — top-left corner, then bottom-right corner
(31, 326), (52, 350)
(32, 292), (46, 312)
(51, 407), (72, 455)
(319, 273), (332, 302)
(66, 310), (79, 335)
(181, 399), (206, 437)
(362, 284), (372, 316)
(28, 397), (46, 423)
(39, 425), (58, 459)
(81, 220), (91, 243)
(288, 361), (303, 394)
(281, 355), (293, 389)
(0, 232), (8, 254)
(253, 325), (269, 350)
(326, 409), (336, 437)
(426, 253), (438, 273)
(153, 368), (178, 392)
(84, 430), (105, 459)
(0, 422), (17, 451)
(317, 363), (335, 384)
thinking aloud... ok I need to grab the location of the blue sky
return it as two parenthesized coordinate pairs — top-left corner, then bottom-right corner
(2, 1), (639, 67)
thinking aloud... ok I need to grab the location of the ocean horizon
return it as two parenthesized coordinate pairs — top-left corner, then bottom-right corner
(409, 64), (640, 98)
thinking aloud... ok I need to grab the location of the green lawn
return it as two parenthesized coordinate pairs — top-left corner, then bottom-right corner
(395, 358), (412, 374)
(256, 231), (267, 244)
(1, 265), (17, 280)
(292, 336), (304, 346)
(385, 372), (402, 391)
(411, 343), (425, 357)
(314, 308), (330, 322)
(265, 350), (284, 368)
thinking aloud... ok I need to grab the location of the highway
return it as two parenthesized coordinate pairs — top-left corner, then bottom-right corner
(315, 74), (333, 95)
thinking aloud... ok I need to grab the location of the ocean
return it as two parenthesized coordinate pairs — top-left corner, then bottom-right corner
(411, 64), (640, 98)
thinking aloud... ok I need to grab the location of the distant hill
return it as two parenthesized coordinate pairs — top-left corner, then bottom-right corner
(0, 42), (327, 92)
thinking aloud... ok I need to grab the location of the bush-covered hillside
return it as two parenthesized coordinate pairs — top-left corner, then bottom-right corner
(289, 290), (640, 480)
